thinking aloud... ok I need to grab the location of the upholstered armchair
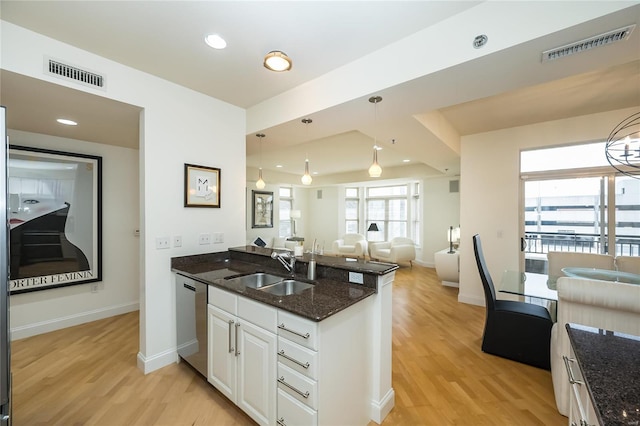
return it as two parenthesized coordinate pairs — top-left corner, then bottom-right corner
(369, 237), (416, 266)
(331, 233), (368, 258)
(547, 251), (614, 284)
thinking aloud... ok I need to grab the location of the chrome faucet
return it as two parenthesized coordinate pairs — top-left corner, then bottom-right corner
(271, 251), (296, 274)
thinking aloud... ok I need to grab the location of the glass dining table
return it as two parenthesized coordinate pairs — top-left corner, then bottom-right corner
(499, 270), (558, 301)
(560, 267), (640, 286)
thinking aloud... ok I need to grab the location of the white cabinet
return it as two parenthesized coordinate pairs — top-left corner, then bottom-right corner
(208, 286), (277, 426)
(275, 302), (370, 426)
(565, 345), (599, 426)
(434, 249), (459, 287)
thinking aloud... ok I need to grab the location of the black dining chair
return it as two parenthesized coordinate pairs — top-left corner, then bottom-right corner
(472, 234), (552, 370)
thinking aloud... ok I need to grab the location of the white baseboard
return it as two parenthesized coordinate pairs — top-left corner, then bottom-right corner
(10, 302), (139, 341)
(137, 348), (177, 374)
(457, 293), (485, 307)
(370, 388), (395, 424)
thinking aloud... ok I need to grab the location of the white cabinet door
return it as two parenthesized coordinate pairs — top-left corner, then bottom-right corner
(208, 304), (237, 403)
(237, 320), (277, 426)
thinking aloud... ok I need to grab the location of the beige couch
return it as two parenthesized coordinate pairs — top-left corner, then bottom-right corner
(551, 276), (640, 416)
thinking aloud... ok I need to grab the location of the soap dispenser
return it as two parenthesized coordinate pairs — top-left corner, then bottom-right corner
(307, 239), (317, 280)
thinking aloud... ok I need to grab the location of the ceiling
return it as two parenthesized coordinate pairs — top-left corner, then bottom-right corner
(1, 1), (639, 184)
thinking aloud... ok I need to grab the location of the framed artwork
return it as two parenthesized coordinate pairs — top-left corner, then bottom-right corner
(252, 190), (273, 228)
(184, 163), (220, 208)
(8, 145), (102, 294)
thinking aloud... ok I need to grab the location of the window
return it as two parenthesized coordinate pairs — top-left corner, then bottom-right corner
(345, 187), (359, 234)
(279, 187), (292, 237)
(366, 185), (409, 242)
(521, 143), (640, 265)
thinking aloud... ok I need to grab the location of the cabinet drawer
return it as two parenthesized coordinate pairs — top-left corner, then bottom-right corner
(208, 285), (237, 314)
(277, 363), (318, 410)
(277, 388), (317, 426)
(277, 311), (318, 350)
(277, 337), (318, 380)
(238, 296), (277, 333)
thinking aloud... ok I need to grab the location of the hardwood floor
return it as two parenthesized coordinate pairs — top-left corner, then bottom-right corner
(11, 265), (565, 425)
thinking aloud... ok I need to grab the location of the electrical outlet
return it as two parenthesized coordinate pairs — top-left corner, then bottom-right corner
(349, 272), (364, 284)
(173, 236), (182, 247)
(155, 236), (170, 249)
(91, 283), (98, 293)
(199, 233), (211, 245)
(213, 232), (224, 243)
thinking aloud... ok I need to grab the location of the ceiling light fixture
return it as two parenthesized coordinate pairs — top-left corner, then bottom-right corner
(605, 112), (640, 179)
(204, 34), (227, 49)
(368, 96), (383, 178)
(255, 133), (266, 189)
(301, 118), (313, 185)
(264, 50), (292, 72)
(56, 118), (77, 126)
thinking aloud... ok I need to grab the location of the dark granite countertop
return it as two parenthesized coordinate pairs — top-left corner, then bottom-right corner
(170, 247), (397, 322)
(229, 245), (399, 275)
(566, 324), (640, 426)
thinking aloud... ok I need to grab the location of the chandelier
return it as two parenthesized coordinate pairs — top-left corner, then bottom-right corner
(605, 112), (640, 179)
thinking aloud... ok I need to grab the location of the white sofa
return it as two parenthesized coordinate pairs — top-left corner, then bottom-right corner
(550, 276), (640, 416)
(331, 233), (368, 258)
(369, 237), (416, 266)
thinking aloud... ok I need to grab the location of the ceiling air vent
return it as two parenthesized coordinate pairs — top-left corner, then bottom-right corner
(44, 57), (106, 90)
(542, 24), (635, 62)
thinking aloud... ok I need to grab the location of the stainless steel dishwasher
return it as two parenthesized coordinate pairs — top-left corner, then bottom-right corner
(176, 275), (208, 377)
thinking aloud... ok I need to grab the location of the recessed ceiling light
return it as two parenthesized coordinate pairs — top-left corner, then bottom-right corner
(263, 51), (292, 72)
(312, 172), (318, 175)
(403, 159), (411, 163)
(57, 118), (77, 126)
(276, 164), (283, 168)
(205, 34), (227, 49)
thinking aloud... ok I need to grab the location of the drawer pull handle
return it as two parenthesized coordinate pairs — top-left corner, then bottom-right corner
(228, 320), (234, 353)
(278, 350), (310, 369)
(278, 323), (310, 339)
(278, 376), (310, 399)
(277, 417), (286, 426)
(562, 356), (583, 385)
(235, 323), (241, 356)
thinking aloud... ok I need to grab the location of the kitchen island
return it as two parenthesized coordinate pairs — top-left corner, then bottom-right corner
(172, 246), (398, 425)
(566, 324), (640, 426)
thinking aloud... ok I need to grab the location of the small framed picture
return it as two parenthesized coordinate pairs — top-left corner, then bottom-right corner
(252, 190), (273, 228)
(184, 163), (221, 208)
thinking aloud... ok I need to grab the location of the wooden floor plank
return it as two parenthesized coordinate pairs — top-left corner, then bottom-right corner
(11, 265), (565, 425)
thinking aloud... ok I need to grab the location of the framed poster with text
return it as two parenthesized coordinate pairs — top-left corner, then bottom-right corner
(8, 145), (102, 294)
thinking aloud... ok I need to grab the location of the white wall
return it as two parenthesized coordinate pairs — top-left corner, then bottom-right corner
(8, 130), (139, 339)
(458, 107), (639, 307)
(2, 21), (246, 373)
(422, 176), (460, 267)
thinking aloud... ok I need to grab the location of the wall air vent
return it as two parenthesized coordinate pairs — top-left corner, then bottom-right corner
(541, 24), (635, 62)
(44, 57), (106, 90)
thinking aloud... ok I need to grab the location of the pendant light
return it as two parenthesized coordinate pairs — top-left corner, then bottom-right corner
(255, 133), (266, 189)
(368, 96), (383, 177)
(301, 118), (313, 185)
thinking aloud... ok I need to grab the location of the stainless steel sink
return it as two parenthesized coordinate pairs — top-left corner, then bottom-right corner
(258, 280), (314, 296)
(225, 272), (283, 289)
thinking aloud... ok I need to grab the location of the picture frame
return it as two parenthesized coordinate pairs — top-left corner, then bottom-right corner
(8, 145), (102, 294)
(252, 190), (273, 228)
(184, 163), (220, 208)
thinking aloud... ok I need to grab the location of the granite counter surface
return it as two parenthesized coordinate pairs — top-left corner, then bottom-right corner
(566, 324), (640, 426)
(170, 248), (394, 322)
